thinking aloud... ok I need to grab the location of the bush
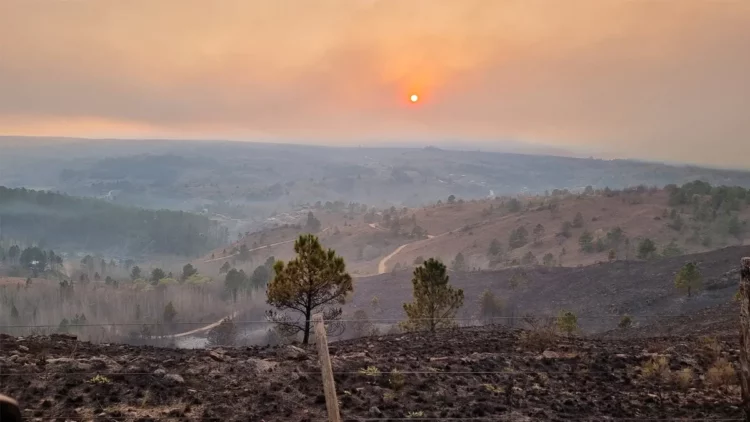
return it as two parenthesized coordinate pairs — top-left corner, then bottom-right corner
(706, 358), (737, 387)
(641, 356), (671, 383)
(675, 368), (693, 389)
(618, 315), (632, 330)
(389, 369), (405, 391)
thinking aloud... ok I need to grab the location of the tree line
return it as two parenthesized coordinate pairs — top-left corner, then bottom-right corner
(0, 186), (227, 256)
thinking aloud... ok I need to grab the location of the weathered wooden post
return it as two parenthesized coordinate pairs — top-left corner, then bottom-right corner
(313, 313), (341, 422)
(740, 257), (750, 422)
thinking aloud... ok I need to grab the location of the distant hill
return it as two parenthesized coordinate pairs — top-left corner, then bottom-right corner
(3, 137), (750, 218)
(0, 186), (227, 257)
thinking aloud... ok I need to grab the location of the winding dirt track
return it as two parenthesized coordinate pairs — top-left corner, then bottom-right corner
(155, 312), (239, 339)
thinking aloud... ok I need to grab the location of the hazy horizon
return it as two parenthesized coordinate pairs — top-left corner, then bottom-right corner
(2, 0), (749, 168)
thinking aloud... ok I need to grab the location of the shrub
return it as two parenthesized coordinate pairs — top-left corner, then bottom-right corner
(389, 369), (405, 391)
(89, 375), (112, 384)
(675, 368), (693, 389)
(706, 359), (736, 387)
(618, 315), (632, 330)
(359, 366), (381, 377)
(207, 318), (237, 346)
(641, 356), (671, 383)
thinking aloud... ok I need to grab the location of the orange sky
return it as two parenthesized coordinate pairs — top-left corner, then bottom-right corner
(1, 0), (749, 167)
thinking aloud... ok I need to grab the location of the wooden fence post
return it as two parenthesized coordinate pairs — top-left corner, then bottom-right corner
(740, 257), (750, 422)
(313, 313), (341, 422)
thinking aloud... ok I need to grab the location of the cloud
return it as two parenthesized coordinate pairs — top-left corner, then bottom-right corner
(0, 0), (749, 167)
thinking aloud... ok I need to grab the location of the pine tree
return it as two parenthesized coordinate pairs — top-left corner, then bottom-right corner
(572, 212), (585, 228)
(163, 302), (177, 323)
(451, 253), (468, 272)
(477, 290), (503, 324)
(266, 234), (353, 344)
(675, 262), (702, 298)
(402, 258), (464, 333)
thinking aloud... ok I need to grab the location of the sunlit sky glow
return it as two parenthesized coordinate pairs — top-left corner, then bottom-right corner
(1, 0), (749, 167)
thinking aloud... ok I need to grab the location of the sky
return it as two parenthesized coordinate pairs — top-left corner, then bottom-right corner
(1, 0), (749, 168)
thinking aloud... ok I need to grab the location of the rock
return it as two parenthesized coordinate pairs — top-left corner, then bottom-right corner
(369, 406), (382, 416)
(541, 350), (561, 359)
(46, 358), (92, 371)
(246, 358), (278, 374)
(164, 373), (185, 384)
(18, 345), (29, 352)
(153, 368), (166, 377)
(208, 351), (224, 362)
(284, 346), (308, 360)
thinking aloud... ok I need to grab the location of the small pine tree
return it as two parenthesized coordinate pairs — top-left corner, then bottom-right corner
(163, 302), (177, 323)
(557, 310), (578, 335)
(130, 265), (141, 281)
(578, 231), (594, 253)
(675, 262), (702, 298)
(637, 238), (657, 260)
(608, 249), (616, 262)
(532, 224), (545, 245)
(10, 303), (19, 319)
(572, 212), (585, 228)
(402, 258), (464, 333)
(266, 234), (353, 344)
(220, 261), (231, 274)
(451, 253), (468, 272)
(477, 290), (503, 324)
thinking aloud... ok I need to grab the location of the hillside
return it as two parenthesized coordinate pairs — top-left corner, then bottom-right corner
(196, 182), (750, 278)
(346, 245), (750, 335)
(0, 186), (227, 258)
(0, 327), (741, 421)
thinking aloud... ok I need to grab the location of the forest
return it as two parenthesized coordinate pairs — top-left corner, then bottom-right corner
(0, 186), (227, 257)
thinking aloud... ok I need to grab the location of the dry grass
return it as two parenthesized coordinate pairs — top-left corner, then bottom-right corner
(706, 359), (737, 387)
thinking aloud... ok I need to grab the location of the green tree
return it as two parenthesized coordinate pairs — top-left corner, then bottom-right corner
(130, 265), (142, 281)
(521, 251), (538, 266)
(266, 234), (353, 344)
(487, 239), (503, 258)
(305, 211), (322, 232)
(662, 240), (683, 257)
(543, 253), (555, 266)
(150, 268), (166, 284)
(447, 195), (456, 204)
(477, 290), (503, 324)
(619, 315), (632, 330)
(557, 310), (578, 335)
(509, 226), (529, 249)
(572, 212), (585, 228)
(8, 245), (20, 264)
(578, 231), (594, 253)
(637, 238), (657, 260)
(451, 252), (468, 272)
(163, 302), (177, 323)
(181, 263), (198, 281)
(225, 268), (247, 302)
(532, 224), (546, 245)
(219, 261), (231, 274)
(559, 221), (573, 238)
(250, 265), (271, 290)
(675, 262), (702, 298)
(402, 258), (464, 333)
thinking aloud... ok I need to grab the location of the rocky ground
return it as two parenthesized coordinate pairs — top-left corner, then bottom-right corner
(0, 327), (743, 421)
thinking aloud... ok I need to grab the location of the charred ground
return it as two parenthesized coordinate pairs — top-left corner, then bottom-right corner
(0, 327), (742, 421)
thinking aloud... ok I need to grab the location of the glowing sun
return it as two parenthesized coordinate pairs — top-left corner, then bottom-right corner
(410, 94), (419, 103)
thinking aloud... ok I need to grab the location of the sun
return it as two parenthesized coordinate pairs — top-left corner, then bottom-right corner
(410, 94), (419, 103)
